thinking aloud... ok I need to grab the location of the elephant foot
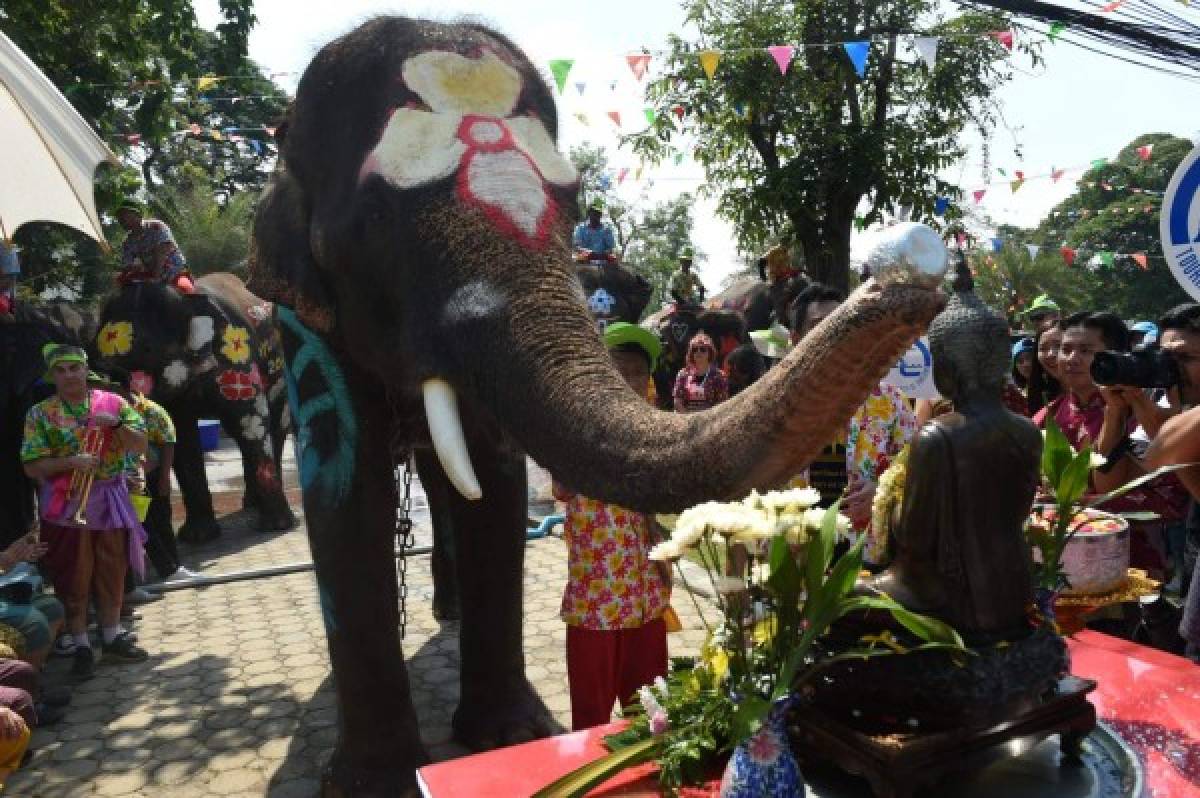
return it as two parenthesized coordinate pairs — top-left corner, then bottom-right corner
(178, 517), (221, 544)
(431, 593), (460, 622)
(319, 745), (428, 798)
(258, 503), (297, 532)
(452, 679), (559, 752)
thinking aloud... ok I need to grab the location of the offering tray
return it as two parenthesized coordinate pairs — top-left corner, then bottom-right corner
(791, 676), (1113, 798)
(1054, 568), (1161, 635)
(799, 720), (1142, 798)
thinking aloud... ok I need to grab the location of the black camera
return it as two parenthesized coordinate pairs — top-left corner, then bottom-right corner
(1090, 344), (1180, 389)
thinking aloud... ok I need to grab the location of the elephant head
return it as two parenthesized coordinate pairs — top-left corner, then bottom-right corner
(95, 282), (224, 400)
(249, 17), (943, 512)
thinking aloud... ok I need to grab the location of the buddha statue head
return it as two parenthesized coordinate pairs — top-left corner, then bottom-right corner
(927, 252), (1010, 405)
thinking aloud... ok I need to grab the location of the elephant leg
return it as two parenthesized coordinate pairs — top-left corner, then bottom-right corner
(172, 411), (221, 544)
(222, 398), (295, 532)
(439, 433), (558, 750)
(413, 449), (460, 622)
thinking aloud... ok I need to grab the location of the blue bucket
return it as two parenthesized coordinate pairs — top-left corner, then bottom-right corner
(198, 420), (221, 452)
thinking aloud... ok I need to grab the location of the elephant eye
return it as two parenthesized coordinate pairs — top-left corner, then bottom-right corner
(403, 98), (431, 113)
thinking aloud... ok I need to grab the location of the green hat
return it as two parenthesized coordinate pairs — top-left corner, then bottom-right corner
(603, 322), (661, 371)
(42, 343), (88, 380)
(116, 199), (144, 216)
(680, 247), (694, 260)
(587, 197), (605, 212)
(1022, 294), (1060, 317)
(750, 324), (791, 359)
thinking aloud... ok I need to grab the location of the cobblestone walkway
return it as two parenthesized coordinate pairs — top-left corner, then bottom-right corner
(8, 439), (716, 796)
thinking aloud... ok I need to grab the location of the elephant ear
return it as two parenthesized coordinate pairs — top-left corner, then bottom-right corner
(248, 168), (335, 333)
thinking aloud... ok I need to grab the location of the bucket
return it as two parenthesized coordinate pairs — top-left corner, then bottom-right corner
(198, 420), (221, 452)
(130, 494), (151, 523)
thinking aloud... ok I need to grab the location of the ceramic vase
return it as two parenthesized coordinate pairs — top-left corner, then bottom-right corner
(719, 698), (804, 798)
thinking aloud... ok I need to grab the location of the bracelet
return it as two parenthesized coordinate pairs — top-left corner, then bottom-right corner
(1098, 436), (1132, 474)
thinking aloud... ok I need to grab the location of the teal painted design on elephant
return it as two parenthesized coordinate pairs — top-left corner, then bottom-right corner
(318, 581), (338, 635)
(277, 306), (357, 506)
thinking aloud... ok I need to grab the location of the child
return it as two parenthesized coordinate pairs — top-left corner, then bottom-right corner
(553, 322), (671, 731)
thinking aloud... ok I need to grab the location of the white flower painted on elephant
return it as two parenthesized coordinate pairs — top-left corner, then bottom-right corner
(162, 359), (188, 389)
(588, 288), (616, 316)
(188, 316), (214, 351)
(358, 49), (577, 249)
(240, 414), (265, 441)
(253, 394), (268, 419)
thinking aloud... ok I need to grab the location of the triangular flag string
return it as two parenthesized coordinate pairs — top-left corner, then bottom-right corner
(912, 36), (939, 69)
(766, 45), (795, 75)
(626, 54), (652, 82)
(699, 50), (721, 80)
(547, 59), (573, 95)
(843, 42), (870, 77)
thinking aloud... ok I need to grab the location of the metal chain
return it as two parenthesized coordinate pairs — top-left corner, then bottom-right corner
(394, 452), (415, 640)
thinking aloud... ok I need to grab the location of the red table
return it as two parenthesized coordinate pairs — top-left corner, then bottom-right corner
(417, 631), (1200, 797)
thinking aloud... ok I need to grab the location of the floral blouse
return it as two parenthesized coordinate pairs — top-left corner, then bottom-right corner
(130, 394), (175, 472)
(673, 366), (729, 412)
(121, 219), (187, 280)
(21, 391), (146, 481)
(559, 493), (670, 631)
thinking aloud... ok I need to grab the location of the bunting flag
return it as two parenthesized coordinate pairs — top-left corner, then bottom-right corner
(125, 133), (142, 145)
(991, 238), (1004, 252)
(990, 30), (1015, 50)
(1098, 251), (1116, 267)
(973, 189), (987, 203)
(934, 196), (950, 216)
(1010, 178), (1025, 193)
(843, 42), (870, 77)
(1051, 168), (1065, 182)
(672, 105), (686, 120)
(1048, 22), (1067, 41)
(1026, 244), (1040, 259)
(767, 45), (796, 75)
(548, 60), (573, 94)
(674, 152), (685, 166)
(196, 75), (221, 91)
(1100, 0), (1125, 10)
(573, 112), (590, 126)
(626, 54), (651, 82)
(607, 111), (622, 127)
(644, 108), (656, 125)
(1061, 246), (1077, 266)
(609, 81), (618, 92)
(575, 81), (586, 95)
(997, 167), (1008, 177)
(1015, 170), (1025, 180)
(188, 123), (202, 134)
(635, 165), (644, 181)
(1136, 144), (1154, 161)
(912, 36), (939, 69)
(1091, 158), (1108, 169)
(617, 168), (629, 184)
(1132, 253), (1149, 270)
(699, 50), (722, 80)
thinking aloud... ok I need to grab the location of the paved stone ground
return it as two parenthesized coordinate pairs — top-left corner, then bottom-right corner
(7, 435), (717, 796)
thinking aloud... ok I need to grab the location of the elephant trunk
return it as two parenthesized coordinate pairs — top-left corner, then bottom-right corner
(421, 211), (943, 514)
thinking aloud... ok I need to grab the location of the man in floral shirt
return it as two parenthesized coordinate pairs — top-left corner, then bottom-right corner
(115, 200), (195, 293)
(552, 322), (670, 731)
(787, 284), (916, 563)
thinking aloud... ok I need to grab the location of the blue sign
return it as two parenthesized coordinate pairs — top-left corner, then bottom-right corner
(1162, 146), (1200, 301)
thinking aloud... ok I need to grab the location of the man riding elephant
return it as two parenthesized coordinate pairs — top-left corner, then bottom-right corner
(248, 16), (944, 795)
(94, 274), (293, 542)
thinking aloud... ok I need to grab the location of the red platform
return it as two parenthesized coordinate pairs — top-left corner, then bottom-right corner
(417, 631), (1200, 798)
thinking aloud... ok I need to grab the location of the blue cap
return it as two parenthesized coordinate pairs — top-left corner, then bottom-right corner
(1011, 337), (1035, 362)
(0, 243), (18, 276)
(1131, 321), (1158, 340)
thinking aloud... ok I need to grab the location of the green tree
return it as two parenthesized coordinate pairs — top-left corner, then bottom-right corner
(629, 0), (1034, 292)
(970, 230), (1088, 327)
(3, 0), (282, 300)
(569, 144), (700, 314)
(1029, 133), (1193, 321)
(149, 165), (257, 276)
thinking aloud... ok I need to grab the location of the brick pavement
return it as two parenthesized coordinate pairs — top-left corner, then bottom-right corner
(7, 437), (717, 796)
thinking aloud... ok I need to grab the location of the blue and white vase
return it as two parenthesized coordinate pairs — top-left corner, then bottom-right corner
(719, 697), (804, 798)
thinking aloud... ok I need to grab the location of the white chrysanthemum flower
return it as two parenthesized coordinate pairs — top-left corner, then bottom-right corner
(759, 487), (822, 512)
(648, 540), (683, 561)
(1090, 452), (1107, 469)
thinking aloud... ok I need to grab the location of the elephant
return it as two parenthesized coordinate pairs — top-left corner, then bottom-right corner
(0, 301), (96, 548)
(246, 16), (943, 795)
(93, 273), (294, 542)
(576, 262), (652, 327)
(707, 270), (808, 334)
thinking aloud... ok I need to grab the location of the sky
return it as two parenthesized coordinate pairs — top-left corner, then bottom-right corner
(194, 0), (1200, 287)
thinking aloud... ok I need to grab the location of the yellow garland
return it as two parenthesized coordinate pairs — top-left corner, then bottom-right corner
(869, 445), (910, 561)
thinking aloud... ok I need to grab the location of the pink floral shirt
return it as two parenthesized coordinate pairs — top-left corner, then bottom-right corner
(559, 494), (670, 631)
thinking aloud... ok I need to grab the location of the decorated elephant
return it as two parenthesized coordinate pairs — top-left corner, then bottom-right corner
(0, 302), (96, 547)
(576, 262), (652, 327)
(247, 16), (942, 795)
(94, 274), (294, 542)
(707, 268), (808, 334)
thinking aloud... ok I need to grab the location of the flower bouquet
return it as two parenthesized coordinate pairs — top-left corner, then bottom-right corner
(535, 488), (966, 798)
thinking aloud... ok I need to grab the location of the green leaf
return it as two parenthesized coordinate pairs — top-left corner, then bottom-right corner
(834, 595), (966, 648)
(767, 536), (803, 600)
(532, 736), (661, 798)
(730, 695), (770, 743)
(1042, 417), (1073, 488)
(1057, 448), (1093, 508)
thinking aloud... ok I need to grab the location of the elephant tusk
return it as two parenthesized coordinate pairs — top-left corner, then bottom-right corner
(422, 378), (483, 501)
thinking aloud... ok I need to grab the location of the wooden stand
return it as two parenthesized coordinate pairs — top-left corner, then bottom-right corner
(791, 676), (1098, 798)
